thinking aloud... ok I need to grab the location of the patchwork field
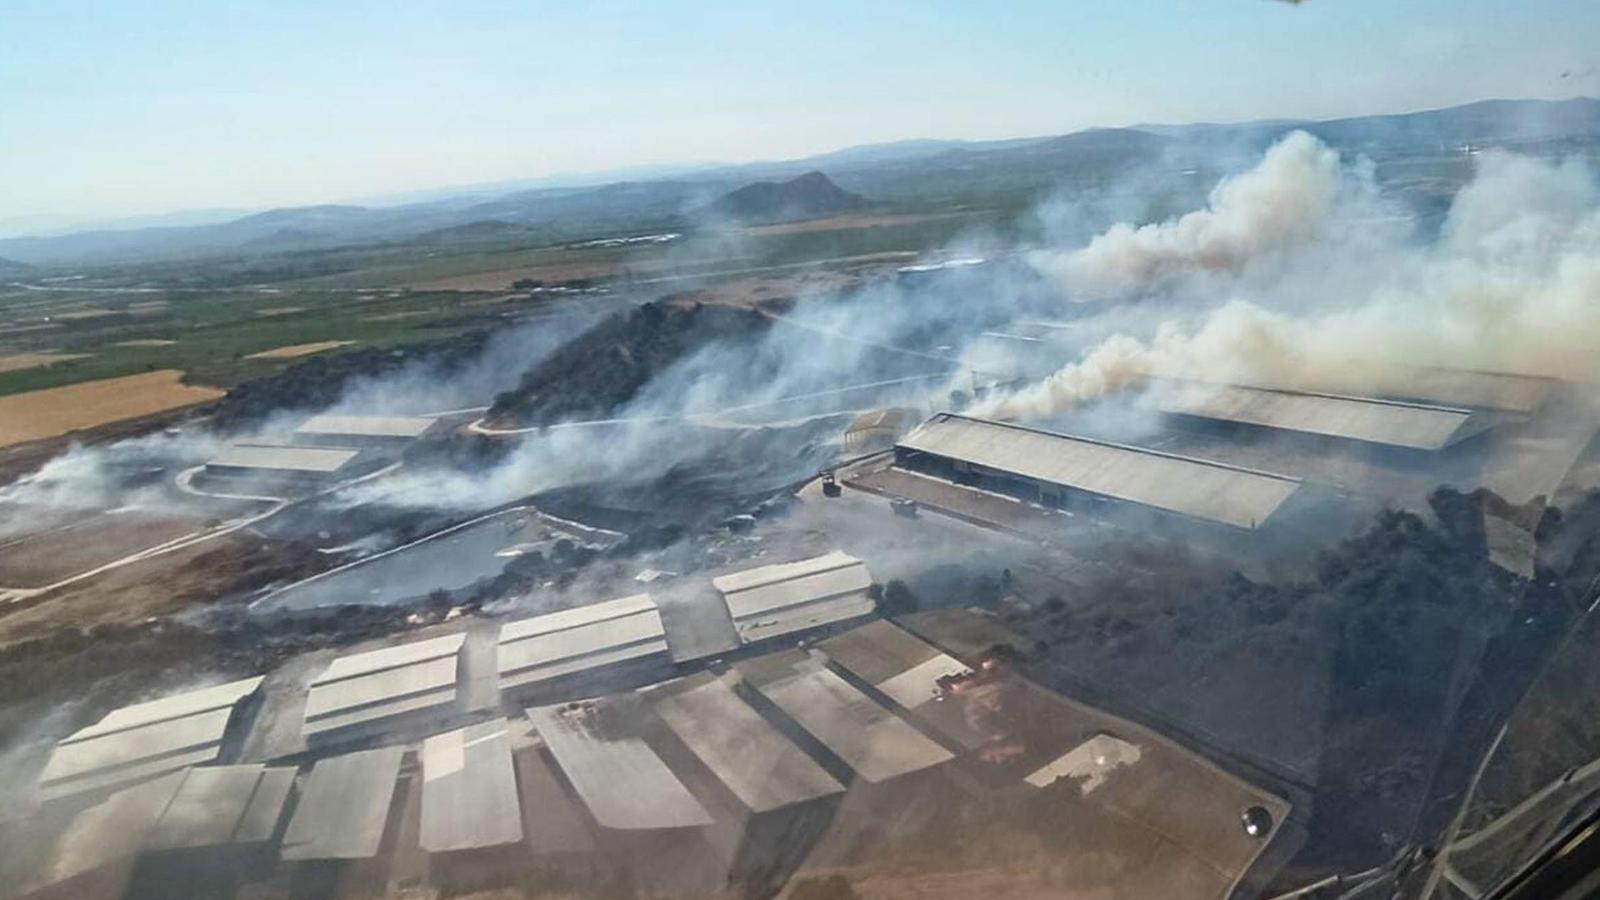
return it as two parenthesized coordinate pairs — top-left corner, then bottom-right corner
(0, 352), (88, 374)
(740, 210), (983, 237)
(244, 340), (352, 359)
(0, 369), (223, 447)
(408, 255), (682, 292)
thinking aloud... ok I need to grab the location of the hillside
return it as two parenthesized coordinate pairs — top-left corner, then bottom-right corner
(0, 256), (34, 278)
(696, 171), (867, 224)
(1138, 96), (1600, 154)
(486, 301), (770, 426)
(2, 96), (1595, 267)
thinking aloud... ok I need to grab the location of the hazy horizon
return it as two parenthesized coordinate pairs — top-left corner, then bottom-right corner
(3, 0), (1598, 230)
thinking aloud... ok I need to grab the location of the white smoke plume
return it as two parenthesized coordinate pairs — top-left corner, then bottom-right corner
(976, 136), (1600, 421)
(1034, 131), (1345, 300)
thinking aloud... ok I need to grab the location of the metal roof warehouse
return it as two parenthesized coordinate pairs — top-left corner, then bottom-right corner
(527, 699), (713, 831)
(736, 650), (953, 783)
(1379, 365), (1556, 414)
(497, 593), (669, 692)
(895, 413), (1302, 530)
(295, 414), (438, 440)
(420, 720), (524, 852)
(38, 676), (264, 800)
(281, 746), (404, 860)
(302, 632), (465, 739)
(207, 443), (361, 475)
(146, 764), (297, 850)
(647, 673), (844, 812)
(712, 550), (875, 644)
(1154, 380), (1496, 451)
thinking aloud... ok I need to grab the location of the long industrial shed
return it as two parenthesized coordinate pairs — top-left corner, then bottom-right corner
(280, 746), (405, 860)
(895, 413), (1302, 530)
(1155, 380), (1498, 451)
(37, 676), (263, 800)
(527, 698), (713, 831)
(294, 414), (438, 446)
(817, 619), (987, 749)
(497, 593), (670, 692)
(736, 650), (953, 783)
(18, 770), (188, 893)
(711, 550), (875, 644)
(1373, 364), (1557, 414)
(302, 633), (465, 740)
(647, 673), (844, 813)
(145, 763), (297, 850)
(205, 443), (361, 479)
(419, 719), (524, 852)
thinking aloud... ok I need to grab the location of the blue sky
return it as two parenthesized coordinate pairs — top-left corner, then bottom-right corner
(1, 0), (1596, 225)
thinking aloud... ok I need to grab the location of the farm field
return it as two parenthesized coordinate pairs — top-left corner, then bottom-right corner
(0, 369), (223, 447)
(740, 210), (985, 237)
(244, 339), (352, 359)
(0, 352), (88, 373)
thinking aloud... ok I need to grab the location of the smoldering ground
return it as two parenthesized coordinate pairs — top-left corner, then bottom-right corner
(0, 309), (603, 532)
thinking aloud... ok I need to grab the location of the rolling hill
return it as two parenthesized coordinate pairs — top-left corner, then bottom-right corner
(2, 96), (1595, 268)
(696, 171), (867, 224)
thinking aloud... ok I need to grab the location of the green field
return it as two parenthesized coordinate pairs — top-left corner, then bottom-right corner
(0, 204), (1011, 399)
(0, 286), (508, 397)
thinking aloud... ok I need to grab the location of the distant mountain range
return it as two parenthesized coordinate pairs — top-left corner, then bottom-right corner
(3, 96), (1596, 268)
(697, 171), (866, 224)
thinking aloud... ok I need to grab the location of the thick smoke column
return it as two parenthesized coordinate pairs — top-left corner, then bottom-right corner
(976, 135), (1600, 421)
(1035, 131), (1343, 299)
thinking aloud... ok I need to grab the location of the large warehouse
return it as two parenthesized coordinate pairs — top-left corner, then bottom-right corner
(280, 746), (405, 860)
(527, 698), (714, 831)
(1154, 380), (1498, 452)
(711, 551), (875, 644)
(497, 593), (672, 693)
(735, 649), (954, 783)
(204, 442), (361, 486)
(1372, 364), (1556, 414)
(293, 414), (439, 448)
(301, 632), (465, 742)
(37, 676), (264, 800)
(894, 413), (1302, 530)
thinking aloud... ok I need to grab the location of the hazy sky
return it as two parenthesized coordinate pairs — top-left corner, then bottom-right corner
(2, 0), (1597, 226)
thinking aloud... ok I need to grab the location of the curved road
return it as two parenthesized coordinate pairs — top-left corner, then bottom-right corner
(0, 461), (400, 605)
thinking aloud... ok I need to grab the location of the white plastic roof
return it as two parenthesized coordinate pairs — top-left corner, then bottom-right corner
(24, 771), (186, 891)
(1379, 365), (1556, 413)
(818, 620), (970, 710)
